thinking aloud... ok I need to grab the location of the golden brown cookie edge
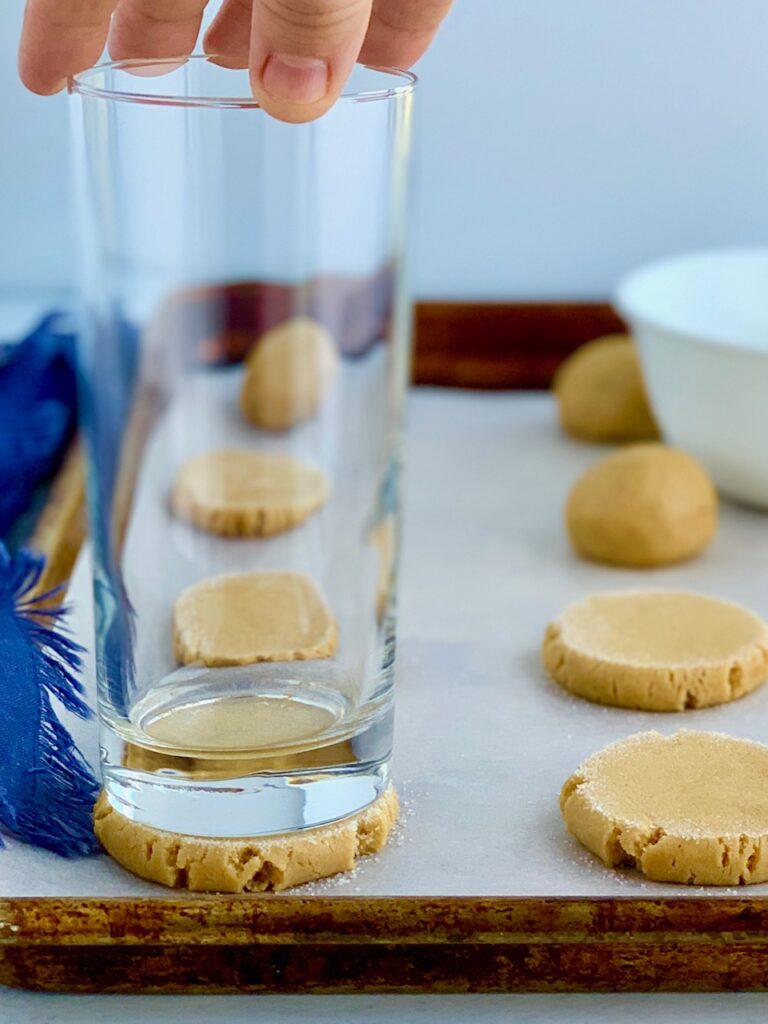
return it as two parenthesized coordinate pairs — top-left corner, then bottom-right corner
(560, 732), (768, 886)
(543, 621), (768, 712)
(94, 784), (399, 893)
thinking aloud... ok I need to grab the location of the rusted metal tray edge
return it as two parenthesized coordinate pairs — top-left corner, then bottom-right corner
(2, 895), (768, 992)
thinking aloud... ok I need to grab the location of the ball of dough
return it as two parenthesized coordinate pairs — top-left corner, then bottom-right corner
(542, 591), (768, 711)
(561, 731), (768, 885)
(554, 334), (659, 442)
(240, 317), (339, 431)
(565, 443), (718, 567)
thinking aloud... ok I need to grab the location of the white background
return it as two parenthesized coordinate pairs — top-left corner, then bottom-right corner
(1, 0), (768, 299)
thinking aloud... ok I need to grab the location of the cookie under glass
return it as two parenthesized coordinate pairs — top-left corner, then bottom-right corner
(69, 58), (414, 836)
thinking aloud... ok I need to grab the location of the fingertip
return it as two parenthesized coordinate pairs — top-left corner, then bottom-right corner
(203, 21), (249, 70)
(206, 51), (249, 71)
(104, 32), (128, 62)
(248, 83), (338, 123)
(264, 101), (336, 123)
(107, 2), (205, 66)
(249, 54), (338, 123)
(263, 54), (328, 103)
(18, 0), (115, 97)
(21, 78), (66, 96)
(18, 55), (67, 96)
(247, 0), (371, 122)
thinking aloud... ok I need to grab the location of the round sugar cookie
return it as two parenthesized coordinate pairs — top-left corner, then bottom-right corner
(94, 786), (399, 892)
(554, 334), (659, 443)
(542, 591), (768, 711)
(240, 316), (339, 431)
(565, 443), (718, 567)
(561, 731), (768, 885)
(173, 571), (337, 667)
(170, 449), (329, 537)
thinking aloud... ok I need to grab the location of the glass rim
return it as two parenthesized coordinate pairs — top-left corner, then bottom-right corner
(69, 55), (417, 108)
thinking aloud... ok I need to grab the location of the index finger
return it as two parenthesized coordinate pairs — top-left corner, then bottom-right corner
(19, 0), (117, 95)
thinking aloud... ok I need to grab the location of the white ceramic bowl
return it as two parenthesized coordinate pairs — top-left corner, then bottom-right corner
(616, 247), (768, 508)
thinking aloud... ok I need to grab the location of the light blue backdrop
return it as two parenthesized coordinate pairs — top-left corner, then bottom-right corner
(1, 0), (767, 298)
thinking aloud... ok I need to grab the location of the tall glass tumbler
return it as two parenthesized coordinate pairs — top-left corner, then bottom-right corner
(70, 58), (414, 836)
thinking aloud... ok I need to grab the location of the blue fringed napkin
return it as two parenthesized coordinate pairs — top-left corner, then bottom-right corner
(0, 312), (99, 856)
(0, 313), (78, 540)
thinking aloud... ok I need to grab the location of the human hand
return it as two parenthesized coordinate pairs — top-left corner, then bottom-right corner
(18, 0), (452, 122)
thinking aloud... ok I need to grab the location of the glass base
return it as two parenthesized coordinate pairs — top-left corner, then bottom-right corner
(103, 761), (390, 837)
(100, 681), (393, 837)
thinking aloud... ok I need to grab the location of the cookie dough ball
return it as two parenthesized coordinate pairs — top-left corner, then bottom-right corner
(554, 335), (659, 442)
(543, 591), (768, 711)
(565, 443), (718, 567)
(240, 317), (339, 430)
(173, 571), (337, 667)
(561, 731), (768, 885)
(170, 449), (329, 537)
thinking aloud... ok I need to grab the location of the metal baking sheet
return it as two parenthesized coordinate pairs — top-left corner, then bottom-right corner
(4, 390), (768, 900)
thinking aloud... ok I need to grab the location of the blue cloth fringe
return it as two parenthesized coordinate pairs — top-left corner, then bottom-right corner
(0, 543), (99, 856)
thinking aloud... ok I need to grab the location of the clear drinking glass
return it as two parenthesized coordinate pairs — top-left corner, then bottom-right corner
(69, 57), (414, 836)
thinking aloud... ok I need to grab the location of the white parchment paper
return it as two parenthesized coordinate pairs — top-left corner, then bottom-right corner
(3, 390), (768, 898)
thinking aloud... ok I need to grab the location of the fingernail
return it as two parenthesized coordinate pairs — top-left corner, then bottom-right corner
(262, 54), (328, 105)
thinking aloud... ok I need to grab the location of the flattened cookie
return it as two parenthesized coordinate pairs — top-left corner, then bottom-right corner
(565, 443), (718, 567)
(173, 571), (337, 666)
(240, 316), (339, 431)
(554, 334), (659, 442)
(561, 731), (768, 885)
(171, 449), (329, 537)
(543, 591), (768, 711)
(94, 786), (399, 892)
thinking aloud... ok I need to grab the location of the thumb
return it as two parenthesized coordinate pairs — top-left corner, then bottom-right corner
(250, 0), (373, 123)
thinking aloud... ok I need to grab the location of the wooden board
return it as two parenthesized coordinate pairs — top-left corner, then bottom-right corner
(7, 301), (761, 997)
